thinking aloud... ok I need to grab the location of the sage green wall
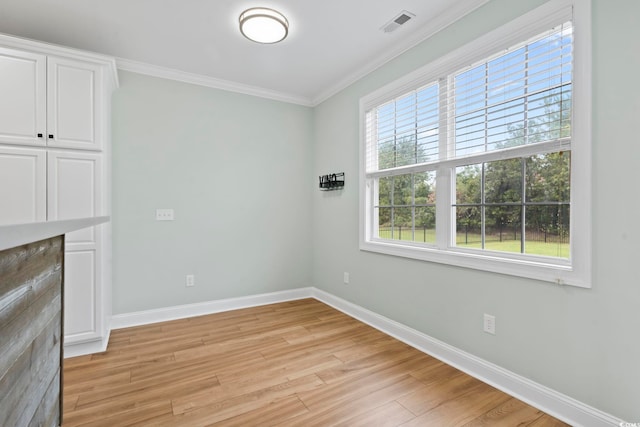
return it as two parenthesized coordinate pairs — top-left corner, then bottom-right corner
(311, 0), (640, 421)
(112, 71), (313, 314)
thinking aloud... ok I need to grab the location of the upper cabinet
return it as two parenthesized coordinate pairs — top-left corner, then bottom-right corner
(47, 56), (104, 150)
(0, 42), (113, 151)
(0, 47), (47, 146)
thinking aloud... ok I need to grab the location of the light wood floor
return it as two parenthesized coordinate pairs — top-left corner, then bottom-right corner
(63, 299), (568, 426)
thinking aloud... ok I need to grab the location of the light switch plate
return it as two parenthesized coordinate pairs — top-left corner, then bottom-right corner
(186, 274), (195, 287)
(483, 313), (496, 335)
(156, 209), (174, 221)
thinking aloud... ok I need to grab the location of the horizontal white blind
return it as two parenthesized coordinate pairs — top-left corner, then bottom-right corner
(450, 22), (573, 158)
(366, 83), (439, 173)
(366, 22), (572, 176)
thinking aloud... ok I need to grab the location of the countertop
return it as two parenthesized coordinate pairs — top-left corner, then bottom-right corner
(0, 216), (110, 251)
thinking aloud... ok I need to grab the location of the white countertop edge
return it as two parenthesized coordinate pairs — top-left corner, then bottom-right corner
(0, 216), (110, 252)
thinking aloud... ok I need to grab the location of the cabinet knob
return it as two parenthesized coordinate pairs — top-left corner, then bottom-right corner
(48, 134), (54, 139)
(37, 133), (43, 138)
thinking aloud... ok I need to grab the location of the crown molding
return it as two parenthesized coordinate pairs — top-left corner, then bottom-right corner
(0, 32), (119, 89)
(116, 58), (314, 107)
(310, 0), (490, 106)
(116, 0), (489, 108)
(1, 0), (488, 108)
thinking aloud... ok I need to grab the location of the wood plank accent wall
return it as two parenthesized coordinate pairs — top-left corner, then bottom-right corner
(0, 236), (64, 427)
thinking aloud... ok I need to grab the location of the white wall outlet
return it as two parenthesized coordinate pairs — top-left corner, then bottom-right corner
(156, 209), (174, 221)
(483, 313), (496, 335)
(343, 272), (350, 284)
(186, 274), (195, 287)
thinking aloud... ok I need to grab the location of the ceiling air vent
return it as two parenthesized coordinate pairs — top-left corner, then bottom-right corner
(381, 11), (416, 33)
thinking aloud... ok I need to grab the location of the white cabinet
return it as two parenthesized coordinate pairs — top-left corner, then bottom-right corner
(48, 151), (104, 344)
(0, 34), (117, 356)
(47, 57), (104, 151)
(47, 151), (103, 223)
(0, 46), (103, 151)
(0, 47), (46, 146)
(0, 146), (47, 225)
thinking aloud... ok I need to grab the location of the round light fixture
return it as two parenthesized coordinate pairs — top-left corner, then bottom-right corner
(239, 7), (289, 44)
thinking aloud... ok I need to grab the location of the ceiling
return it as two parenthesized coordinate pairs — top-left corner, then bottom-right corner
(0, 0), (488, 106)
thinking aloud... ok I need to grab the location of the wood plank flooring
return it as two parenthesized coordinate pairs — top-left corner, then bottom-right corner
(62, 299), (568, 426)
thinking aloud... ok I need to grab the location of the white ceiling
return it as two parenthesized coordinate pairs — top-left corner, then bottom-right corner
(0, 0), (488, 106)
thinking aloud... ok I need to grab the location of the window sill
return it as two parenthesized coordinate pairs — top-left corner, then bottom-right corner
(360, 239), (590, 288)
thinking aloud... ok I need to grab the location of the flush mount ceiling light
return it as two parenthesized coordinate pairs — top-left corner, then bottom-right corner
(239, 7), (289, 44)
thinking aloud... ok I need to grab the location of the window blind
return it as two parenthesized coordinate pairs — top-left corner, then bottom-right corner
(365, 21), (573, 176)
(365, 83), (439, 173)
(450, 22), (573, 158)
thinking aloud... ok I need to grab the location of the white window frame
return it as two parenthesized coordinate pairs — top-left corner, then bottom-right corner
(359, 0), (591, 288)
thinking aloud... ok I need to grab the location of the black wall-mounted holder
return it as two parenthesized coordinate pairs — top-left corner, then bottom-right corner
(319, 172), (345, 191)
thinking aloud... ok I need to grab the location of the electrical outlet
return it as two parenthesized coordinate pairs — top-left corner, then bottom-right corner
(343, 272), (350, 284)
(186, 274), (195, 287)
(483, 313), (496, 335)
(156, 209), (174, 221)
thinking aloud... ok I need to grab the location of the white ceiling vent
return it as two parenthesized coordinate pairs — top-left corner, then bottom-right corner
(381, 11), (416, 33)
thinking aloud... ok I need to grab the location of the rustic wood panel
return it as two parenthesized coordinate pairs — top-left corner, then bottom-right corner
(63, 299), (569, 426)
(0, 236), (63, 427)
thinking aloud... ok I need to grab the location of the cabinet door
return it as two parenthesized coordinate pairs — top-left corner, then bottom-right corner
(47, 57), (103, 151)
(0, 47), (47, 146)
(64, 249), (99, 341)
(48, 151), (103, 343)
(0, 146), (47, 225)
(47, 151), (102, 224)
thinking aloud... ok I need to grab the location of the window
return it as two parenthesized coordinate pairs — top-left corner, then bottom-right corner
(360, 0), (591, 287)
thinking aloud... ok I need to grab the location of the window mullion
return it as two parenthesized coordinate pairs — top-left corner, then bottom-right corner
(371, 179), (379, 239)
(521, 158), (526, 254)
(393, 102), (398, 168)
(414, 92), (419, 165)
(436, 76), (452, 249)
(484, 63), (489, 153)
(411, 174), (416, 241)
(481, 164), (486, 249)
(524, 45), (530, 145)
(390, 177), (395, 239)
(412, 92), (418, 242)
(370, 110), (380, 240)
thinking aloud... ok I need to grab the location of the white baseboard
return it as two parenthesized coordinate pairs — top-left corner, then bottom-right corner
(310, 288), (622, 427)
(111, 287), (314, 329)
(63, 332), (110, 358)
(107, 286), (621, 426)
